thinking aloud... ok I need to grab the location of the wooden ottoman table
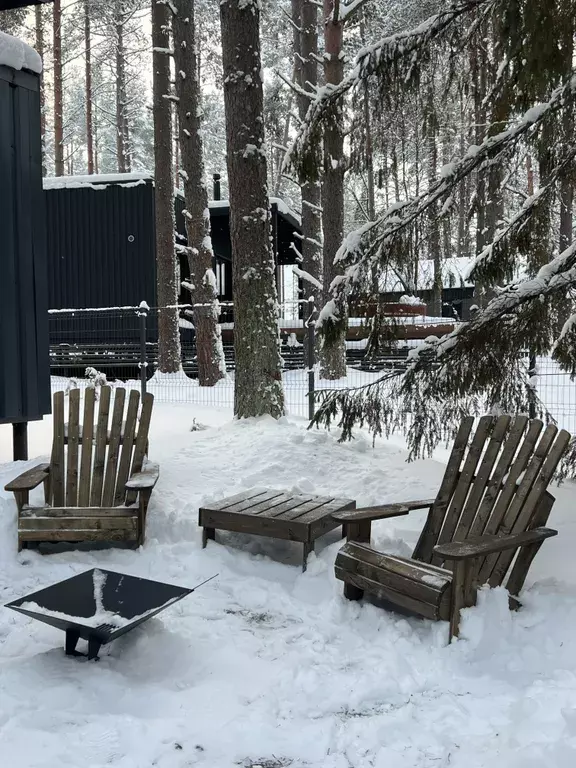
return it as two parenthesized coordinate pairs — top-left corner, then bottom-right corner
(199, 488), (356, 571)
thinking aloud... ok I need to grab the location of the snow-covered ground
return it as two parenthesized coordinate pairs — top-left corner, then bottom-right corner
(1, 402), (576, 767)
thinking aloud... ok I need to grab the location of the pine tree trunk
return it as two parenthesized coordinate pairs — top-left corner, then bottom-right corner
(153, 0), (181, 374)
(320, 0), (346, 380)
(53, 0), (64, 177)
(220, 0), (284, 418)
(85, 0), (94, 174)
(297, 0), (322, 311)
(173, 0), (226, 387)
(35, 3), (46, 176)
(115, 2), (127, 174)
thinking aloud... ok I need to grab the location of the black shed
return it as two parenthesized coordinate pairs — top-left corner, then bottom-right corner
(44, 174), (302, 325)
(0, 35), (50, 456)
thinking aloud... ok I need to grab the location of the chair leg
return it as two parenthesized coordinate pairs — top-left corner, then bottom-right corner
(449, 560), (476, 641)
(202, 527), (215, 548)
(302, 541), (314, 572)
(343, 583), (364, 601)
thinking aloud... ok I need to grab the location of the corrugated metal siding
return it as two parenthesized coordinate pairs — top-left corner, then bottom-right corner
(45, 181), (157, 309)
(0, 65), (50, 424)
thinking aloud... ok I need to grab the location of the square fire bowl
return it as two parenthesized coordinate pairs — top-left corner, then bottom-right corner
(6, 568), (193, 660)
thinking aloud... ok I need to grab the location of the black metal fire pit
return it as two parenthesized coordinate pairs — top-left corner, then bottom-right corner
(5, 568), (211, 660)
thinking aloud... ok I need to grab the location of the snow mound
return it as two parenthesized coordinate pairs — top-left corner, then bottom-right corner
(0, 31), (42, 74)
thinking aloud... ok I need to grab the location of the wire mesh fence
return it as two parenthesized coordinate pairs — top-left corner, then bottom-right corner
(47, 303), (576, 432)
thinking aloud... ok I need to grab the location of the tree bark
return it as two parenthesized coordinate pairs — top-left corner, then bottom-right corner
(220, 0), (284, 418)
(85, 0), (94, 174)
(153, 0), (181, 373)
(53, 0), (64, 177)
(295, 0), (322, 312)
(172, 0), (226, 387)
(35, 3), (46, 176)
(320, 0), (347, 380)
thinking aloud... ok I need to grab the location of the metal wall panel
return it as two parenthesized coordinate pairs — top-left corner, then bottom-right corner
(0, 64), (50, 424)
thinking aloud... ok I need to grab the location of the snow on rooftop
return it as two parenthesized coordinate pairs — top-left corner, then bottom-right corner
(209, 196), (301, 225)
(43, 172), (153, 191)
(0, 31), (42, 74)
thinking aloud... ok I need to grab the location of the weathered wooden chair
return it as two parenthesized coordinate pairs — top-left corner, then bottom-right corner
(333, 416), (571, 640)
(5, 387), (158, 551)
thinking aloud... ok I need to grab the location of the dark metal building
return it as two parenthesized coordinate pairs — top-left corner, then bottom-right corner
(44, 175), (302, 340)
(0, 58), (50, 443)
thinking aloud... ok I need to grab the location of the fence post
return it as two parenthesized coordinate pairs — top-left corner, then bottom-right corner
(528, 350), (537, 420)
(138, 301), (149, 400)
(306, 297), (316, 422)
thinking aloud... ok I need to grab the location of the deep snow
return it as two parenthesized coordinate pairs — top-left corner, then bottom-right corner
(1, 403), (576, 767)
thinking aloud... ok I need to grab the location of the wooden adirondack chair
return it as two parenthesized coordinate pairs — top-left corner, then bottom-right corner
(5, 387), (158, 551)
(332, 415), (571, 640)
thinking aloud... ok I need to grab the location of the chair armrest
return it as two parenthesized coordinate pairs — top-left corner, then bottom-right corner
(433, 527), (557, 561)
(125, 462), (160, 491)
(332, 499), (435, 523)
(5, 464), (50, 492)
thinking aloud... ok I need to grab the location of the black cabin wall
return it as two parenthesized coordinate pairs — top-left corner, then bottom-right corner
(0, 64), (50, 424)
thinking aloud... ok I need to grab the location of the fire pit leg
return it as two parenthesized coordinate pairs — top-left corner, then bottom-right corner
(65, 629), (82, 657)
(87, 635), (102, 661)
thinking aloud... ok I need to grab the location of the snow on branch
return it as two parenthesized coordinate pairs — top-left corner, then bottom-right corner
(293, 265), (323, 291)
(284, 0), (491, 178)
(330, 74), (576, 297)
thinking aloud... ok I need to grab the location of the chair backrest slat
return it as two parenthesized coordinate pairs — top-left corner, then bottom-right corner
(485, 426), (570, 586)
(78, 388), (96, 507)
(65, 388), (81, 507)
(467, 415), (529, 539)
(101, 388), (126, 507)
(413, 416), (475, 562)
(51, 391), (66, 507)
(90, 386), (111, 507)
(430, 415), (495, 565)
(451, 415), (511, 543)
(114, 390), (140, 504)
(125, 393), (154, 506)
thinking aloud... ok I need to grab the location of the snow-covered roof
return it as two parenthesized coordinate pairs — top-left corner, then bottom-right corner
(0, 31), (42, 74)
(43, 172), (153, 190)
(380, 258), (476, 292)
(209, 197), (301, 225)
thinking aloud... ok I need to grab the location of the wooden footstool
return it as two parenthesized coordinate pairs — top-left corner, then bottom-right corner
(199, 488), (356, 571)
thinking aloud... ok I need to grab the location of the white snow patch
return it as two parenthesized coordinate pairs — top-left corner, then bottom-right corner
(0, 31), (42, 74)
